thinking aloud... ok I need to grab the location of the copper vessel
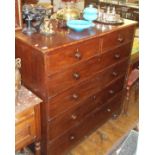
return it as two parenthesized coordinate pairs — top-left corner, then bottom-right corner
(51, 2), (81, 28)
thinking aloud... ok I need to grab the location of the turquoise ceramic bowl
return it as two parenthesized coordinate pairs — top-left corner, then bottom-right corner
(67, 20), (94, 32)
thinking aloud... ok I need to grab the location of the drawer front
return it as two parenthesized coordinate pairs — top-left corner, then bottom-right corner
(15, 116), (36, 151)
(16, 107), (34, 124)
(101, 26), (134, 52)
(47, 93), (123, 155)
(47, 59), (129, 119)
(47, 42), (131, 97)
(48, 76), (125, 141)
(46, 38), (100, 75)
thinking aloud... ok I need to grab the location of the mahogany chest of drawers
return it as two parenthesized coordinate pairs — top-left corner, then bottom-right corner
(16, 19), (137, 155)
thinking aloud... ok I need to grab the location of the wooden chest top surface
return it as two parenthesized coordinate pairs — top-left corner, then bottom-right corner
(15, 19), (137, 53)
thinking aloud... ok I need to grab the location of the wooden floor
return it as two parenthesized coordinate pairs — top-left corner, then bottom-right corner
(68, 85), (139, 155)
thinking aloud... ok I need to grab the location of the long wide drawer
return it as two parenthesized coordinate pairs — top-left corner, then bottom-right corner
(47, 59), (129, 120)
(48, 76), (125, 141)
(47, 92), (123, 155)
(47, 42), (131, 97)
(101, 26), (135, 52)
(45, 38), (101, 75)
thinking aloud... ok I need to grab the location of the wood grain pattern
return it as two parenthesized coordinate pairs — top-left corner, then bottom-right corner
(46, 42), (132, 97)
(47, 59), (129, 119)
(46, 38), (101, 74)
(47, 92), (123, 155)
(48, 76), (125, 141)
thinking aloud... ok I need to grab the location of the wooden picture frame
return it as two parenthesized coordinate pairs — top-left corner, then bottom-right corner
(15, 0), (22, 31)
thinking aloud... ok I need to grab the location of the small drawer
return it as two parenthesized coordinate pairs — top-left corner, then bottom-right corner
(47, 93), (123, 155)
(15, 116), (36, 151)
(45, 38), (100, 75)
(48, 76), (125, 141)
(47, 59), (128, 119)
(16, 107), (34, 123)
(101, 26), (135, 52)
(47, 42), (131, 97)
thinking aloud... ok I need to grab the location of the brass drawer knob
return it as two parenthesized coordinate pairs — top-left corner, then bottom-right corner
(107, 108), (111, 112)
(117, 35), (124, 43)
(109, 90), (115, 94)
(75, 49), (82, 60)
(112, 71), (118, 77)
(72, 93), (79, 100)
(71, 114), (77, 120)
(70, 135), (75, 140)
(73, 72), (80, 80)
(114, 53), (121, 59)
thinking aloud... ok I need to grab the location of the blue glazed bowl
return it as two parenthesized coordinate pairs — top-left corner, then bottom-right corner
(67, 20), (94, 32)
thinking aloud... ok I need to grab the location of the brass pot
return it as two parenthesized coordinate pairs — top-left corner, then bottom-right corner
(56, 2), (81, 20)
(54, 2), (81, 28)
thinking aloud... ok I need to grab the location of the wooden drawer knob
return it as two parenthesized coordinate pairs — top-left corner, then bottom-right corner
(72, 93), (79, 100)
(75, 49), (82, 60)
(70, 135), (75, 140)
(93, 95), (97, 100)
(114, 53), (121, 59)
(107, 108), (111, 112)
(109, 90), (115, 94)
(117, 35), (124, 43)
(71, 114), (77, 120)
(112, 71), (118, 77)
(73, 72), (80, 80)
(112, 114), (118, 119)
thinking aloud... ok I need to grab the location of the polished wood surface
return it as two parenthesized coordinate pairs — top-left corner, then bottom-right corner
(69, 84), (138, 155)
(16, 19), (136, 53)
(15, 86), (42, 155)
(48, 76), (125, 141)
(16, 19), (137, 155)
(47, 59), (129, 119)
(46, 38), (100, 74)
(48, 93), (123, 155)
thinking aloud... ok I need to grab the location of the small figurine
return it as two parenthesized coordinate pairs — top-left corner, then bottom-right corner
(40, 17), (55, 35)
